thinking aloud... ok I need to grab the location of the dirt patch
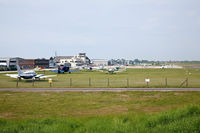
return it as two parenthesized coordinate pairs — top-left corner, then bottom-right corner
(133, 105), (174, 114)
(4, 93), (12, 95)
(174, 93), (190, 96)
(0, 112), (13, 118)
(120, 94), (129, 97)
(41, 93), (50, 96)
(143, 94), (160, 98)
(73, 106), (129, 117)
(119, 94), (131, 101)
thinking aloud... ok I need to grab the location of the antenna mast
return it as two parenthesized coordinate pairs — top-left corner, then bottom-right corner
(55, 51), (57, 57)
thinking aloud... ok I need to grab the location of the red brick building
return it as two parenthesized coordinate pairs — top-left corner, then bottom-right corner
(18, 59), (35, 69)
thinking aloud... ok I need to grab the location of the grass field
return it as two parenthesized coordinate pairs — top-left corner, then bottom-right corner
(1, 68), (200, 132)
(1, 91), (200, 132)
(0, 68), (200, 88)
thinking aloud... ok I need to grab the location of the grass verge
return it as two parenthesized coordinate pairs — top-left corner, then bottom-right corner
(0, 105), (200, 133)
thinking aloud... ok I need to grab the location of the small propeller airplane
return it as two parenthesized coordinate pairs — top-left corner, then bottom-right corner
(5, 64), (56, 80)
(49, 65), (80, 74)
(93, 66), (126, 74)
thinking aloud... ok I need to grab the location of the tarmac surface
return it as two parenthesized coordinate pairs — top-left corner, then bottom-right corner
(1, 88), (200, 92)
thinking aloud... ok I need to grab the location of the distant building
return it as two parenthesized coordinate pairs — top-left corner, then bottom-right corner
(9, 58), (21, 68)
(0, 57), (50, 69)
(49, 57), (57, 68)
(18, 58), (50, 69)
(108, 59), (135, 66)
(0, 57), (21, 68)
(34, 59), (49, 68)
(54, 53), (90, 67)
(0, 58), (10, 67)
(91, 59), (108, 66)
(18, 59), (35, 69)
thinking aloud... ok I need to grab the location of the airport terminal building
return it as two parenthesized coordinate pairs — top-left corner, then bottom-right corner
(54, 53), (91, 67)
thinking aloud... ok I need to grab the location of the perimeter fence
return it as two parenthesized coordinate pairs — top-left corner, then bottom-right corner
(12, 77), (200, 88)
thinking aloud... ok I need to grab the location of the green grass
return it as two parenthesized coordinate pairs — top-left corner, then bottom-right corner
(1, 91), (200, 119)
(1, 106), (200, 133)
(0, 68), (200, 88)
(1, 91), (200, 132)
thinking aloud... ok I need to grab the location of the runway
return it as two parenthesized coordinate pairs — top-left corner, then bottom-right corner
(1, 88), (200, 92)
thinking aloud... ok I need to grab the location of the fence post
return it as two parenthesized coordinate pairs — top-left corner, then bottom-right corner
(89, 78), (91, 87)
(127, 78), (129, 88)
(16, 80), (18, 87)
(107, 78), (110, 87)
(70, 78), (72, 87)
(186, 77), (188, 87)
(180, 78), (188, 87)
(32, 79), (35, 87)
(165, 77), (168, 87)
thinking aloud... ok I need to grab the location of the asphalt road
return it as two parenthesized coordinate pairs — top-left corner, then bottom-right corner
(1, 88), (200, 92)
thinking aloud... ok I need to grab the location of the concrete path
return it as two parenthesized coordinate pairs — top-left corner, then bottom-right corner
(1, 88), (200, 92)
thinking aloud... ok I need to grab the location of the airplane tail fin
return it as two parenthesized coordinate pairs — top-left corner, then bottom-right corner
(16, 60), (23, 75)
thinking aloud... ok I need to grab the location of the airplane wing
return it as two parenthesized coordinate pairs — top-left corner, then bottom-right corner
(39, 75), (57, 79)
(49, 70), (65, 73)
(68, 70), (80, 72)
(5, 74), (19, 78)
(35, 74), (57, 79)
(49, 70), (59, 73)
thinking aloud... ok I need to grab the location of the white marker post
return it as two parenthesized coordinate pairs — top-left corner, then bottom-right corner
(145, 78), (150, 87)
(49, 78), (52, 87)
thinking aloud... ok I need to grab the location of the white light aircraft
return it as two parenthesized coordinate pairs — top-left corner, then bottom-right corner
(5, 64), (56, 80)
(94, 66), (126, 74)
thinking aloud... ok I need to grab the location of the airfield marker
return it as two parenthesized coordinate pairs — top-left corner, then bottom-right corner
(49, 78), (52, 87)
(145, 78), (150, 87)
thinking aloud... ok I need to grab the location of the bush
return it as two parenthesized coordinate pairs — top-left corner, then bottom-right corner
(0, 67), (8, 71)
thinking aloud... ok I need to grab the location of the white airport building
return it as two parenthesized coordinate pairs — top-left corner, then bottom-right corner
(91, 59), (108, 66)
(53, 53), (91, 67)
(0, 57), (19, 68)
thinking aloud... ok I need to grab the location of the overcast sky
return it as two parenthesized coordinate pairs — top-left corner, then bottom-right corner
(0, 0), (200, 60)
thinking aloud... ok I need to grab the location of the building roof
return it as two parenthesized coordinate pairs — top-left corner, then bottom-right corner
(54, 56), (74, 62)
(0, 57), (23, 60)
(91, 59), (108, 61)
